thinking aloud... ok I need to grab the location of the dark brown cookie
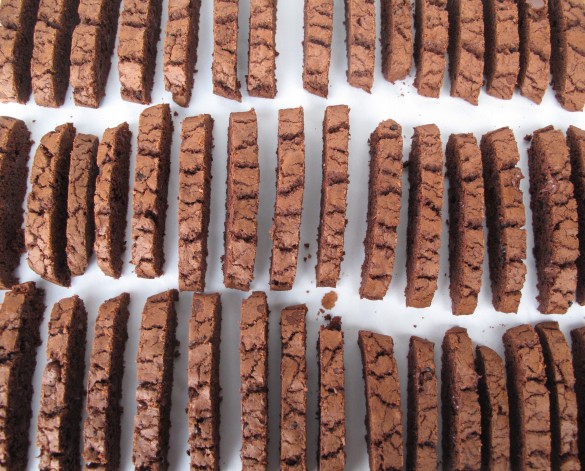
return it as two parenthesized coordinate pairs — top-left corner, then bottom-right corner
(381, 0), (412, 83)
(568, 125), (585, 305)
(345, 0), (375, 92)
(302, 0), (333, 97)
(212, 0), (241, 101)
(247, 0), (277, 97)
(571, 326), (585, 467)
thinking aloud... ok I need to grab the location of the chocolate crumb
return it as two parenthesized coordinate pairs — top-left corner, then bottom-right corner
(524, 134), (532, 142)
(321, 291), (338, 310)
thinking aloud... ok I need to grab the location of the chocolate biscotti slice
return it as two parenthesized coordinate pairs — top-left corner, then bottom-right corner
(189, 293), (221, 470)
(0, 282), (45, 470)
(518, 0), (551, 103)
(359, 330), (403, 470)
(480, 127), (526, 313)
(240, 292), (269, 470)
(36, 295), (88, 471)
(223, 109), (259, 291)
(270, 107), (305, 291)
(0, 0), (40, 103)
(360, 119), (403, 300)
(178, 114), (214, 291)
(69, 0), (122, 107)
(303, 0), (334, 97)
(163, 0), (201, 106)
(212, 0), (241, 101)
(318, 317), (345, 470)
(94, 122), (132, 279)
(31, 0), (79, 107)
(0, 117), (31, 288)
(571, 327), (585, 466)
(247, 0), (277, 98)
(504, 324), (551, 469)
(529, 126), (578, 313)
(475, 345), (510, 471)
(82, 293), (130, 470)
(25, 122), (75, 287)
(117, 0), (163, 103)
(406, 336), (438, 471)
(345, 0), (375, 92)
(132, 289), (178, 470)
(66, 133), (98, 277)
(441, 327), (481, 470)
(568, 126), (585, 305)
(281, 304), (308, 470)
(316, 105), (350, 288)
(483, 0), (520, 99)
(413, 0), (449, 97)
(131, 104), (173, 278)
(381, 0), (412, 83)
(446, 133), (485, 315)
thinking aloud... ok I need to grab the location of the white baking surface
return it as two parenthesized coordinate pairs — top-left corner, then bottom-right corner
(1, 0), (585, 469)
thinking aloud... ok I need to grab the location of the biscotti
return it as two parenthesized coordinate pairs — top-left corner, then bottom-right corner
(94, 122), (132, 279)
(359, 330), (403, 470)
(66, 133), (98, 277)
(83, 293), (130, 470)
(503, 324), (551, 470)
(316, 105), (350, 288)
(25, 122), (75, 287)
(247, 0), (277, 98)
(360, 119), (403, 300)
(0, 282), (45, 470)
(405, 124), (443, 308)
(441, 327), (481, 470)
(189, 293), (221, 470)
(131, 104), (173, 278)
(571, 327), (585, 466)
(270, 107), (305, 291)
(446, 133), (485, 314)
(0, 117), (31, 288)
(36, 295), (88, 471)
(117, 0), (163, 103)
(223, 109), (259, 291)
(480, 127), (526, 313)
(406, 336), (438, 470)
(280, 304), (308, 470)
(413, 0), (449, 97)
(240, 292), (269, 470)
(163, 0), (201, 106)
(345, 0), (375, 92)
(568, 125), (585, 305)
(529, 126), (578, 313)
(212, 0), (241, 101)
(70, 0), (122, 107)
(381, 0), (412, 82)
(132, 289), (178, 470)
(483, 0), (520, 99)
(178, 114), (214, 291)
(0, 0), (40, 103)
(302, 0), (333, 97)
(318, 317), (345, 470)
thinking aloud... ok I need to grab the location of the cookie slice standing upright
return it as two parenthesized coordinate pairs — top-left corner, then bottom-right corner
(568, 125), (585, 305)
(212, 0), (241, 101)
(381, 0), (412, 83)
(247, 0), (277, 98)
(345, 0), (375, 92)
(571, 327), (585, 466)
(303, 0), (334, 97)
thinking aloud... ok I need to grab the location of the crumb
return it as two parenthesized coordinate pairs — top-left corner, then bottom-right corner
(413, 324), (417, 328)
(524, 134), (532, 142)
(308, 254), (312, 259)
(403, 160), (409, 168)
(321, 291), (338, 310)
(324, 314), (332, 321)
(306, 290), (310, 294)
(319, 308), (325, 315)
(32, 119), (36, 123)
(173, 111), (178, 117)
(303, 257), (307, 262)
(304, 243), (310, 248)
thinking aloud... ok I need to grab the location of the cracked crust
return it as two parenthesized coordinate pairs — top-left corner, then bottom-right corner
(270, 107), (305, 291)
(280, 304), (308, 470)
(223, 109), (259, 291)
(360, 119), (403, 300)
(406, 336), (438, 471)
(316, 105), (350, 288)
(446, 133), (485, 315)
(247, 0), (277, 98)
(345, 0), (375, 92)
(82, 293), (130, 470)
(0, 282), (45, 470)
(132, 289), (178, 471)
(212, 0), (241, 101)
(25, 122), (75, 287)
(0, 117), (31, 288)
(163, 0), (201, 106)
(480, 127), (527, 313)
(178, 114), (214, 292)
(381, 0), (412, 83)
(189, 293), (221, 470)
(503, 324), (551, 470)
(240, 291), (269, 470)
(529, 126), (578, 313)
(303, 0), (333, 97)
(568, 126), (585, 305)
(94, 122), (132, 279)
(66, 133), (98, 277)
(476, 345), (510, 471)
(571, 327), (585, 467)
(359, 330), (403, 470)
(36, 295), (87, 471)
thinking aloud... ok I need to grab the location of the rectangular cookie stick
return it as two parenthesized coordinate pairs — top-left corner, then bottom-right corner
(345, 0), (375, 92)
(571, 327), (585, 467)
(247, 0), (277, 97)
(212, 0), (241, 101)
(568, 125), (585, 305)
(302, 0), (333, 97)
(381, 0), (413, 83)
